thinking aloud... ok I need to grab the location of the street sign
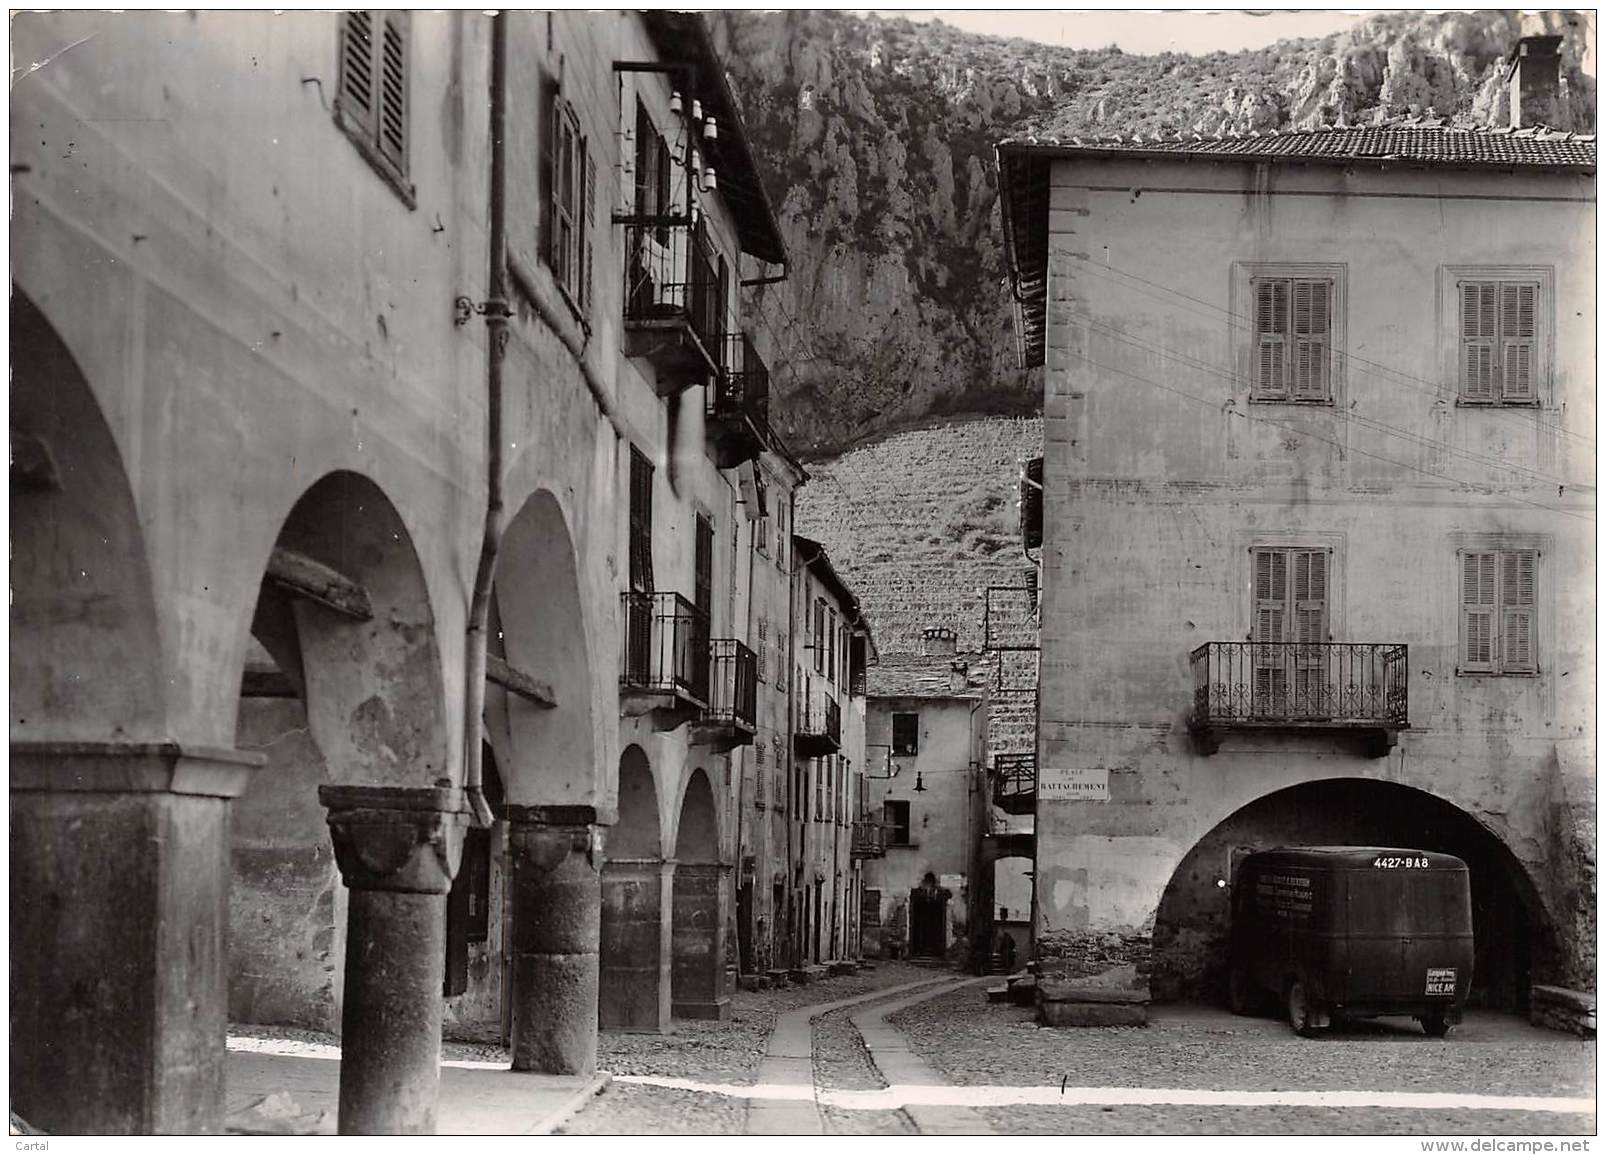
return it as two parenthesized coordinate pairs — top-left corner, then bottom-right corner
(1038, 767), (1109, 801)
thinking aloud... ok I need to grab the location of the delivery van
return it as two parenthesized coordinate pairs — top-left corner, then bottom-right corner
(1227, 846), (1474, 1037)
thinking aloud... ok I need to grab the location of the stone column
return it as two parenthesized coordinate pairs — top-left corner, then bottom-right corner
(600, 857), (674, 1032)
(671, 861), (732, 1020)
(10, 741), (260, 1134)
(505, 805), (603, 1074)
(320, 784), (466, 1135)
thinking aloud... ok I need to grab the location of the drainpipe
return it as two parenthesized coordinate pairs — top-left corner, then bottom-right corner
(461, 10), (510, 831)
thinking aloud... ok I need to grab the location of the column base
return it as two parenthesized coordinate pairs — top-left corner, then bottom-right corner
(672, 997), (732, 1022)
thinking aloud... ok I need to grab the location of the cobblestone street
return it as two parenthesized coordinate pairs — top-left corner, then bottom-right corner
(560, 965), (1596, 1136)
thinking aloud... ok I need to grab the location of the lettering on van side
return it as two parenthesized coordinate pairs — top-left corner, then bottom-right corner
(1254, 873), (1314, 920)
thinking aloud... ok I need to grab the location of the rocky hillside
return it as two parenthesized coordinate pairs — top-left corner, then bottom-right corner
(713, 9), (1595, 458)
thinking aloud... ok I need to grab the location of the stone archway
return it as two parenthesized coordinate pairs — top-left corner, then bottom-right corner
(11, 290), (257, 1134)
(600, 745), (672, 1032)
(1152, 777), (1554, 1013)
(671, 768), (729, 1020)
(236, 469), (460, 1134)
(486, 490), (604, 1074)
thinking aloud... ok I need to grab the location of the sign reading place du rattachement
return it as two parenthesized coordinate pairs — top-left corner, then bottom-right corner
(1038, 767), (1110, 801)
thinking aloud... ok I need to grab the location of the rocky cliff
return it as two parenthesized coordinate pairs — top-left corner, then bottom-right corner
(712, 9), (1595, 458)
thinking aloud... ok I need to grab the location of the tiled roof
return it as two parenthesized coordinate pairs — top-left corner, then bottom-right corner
(867, 652), (988, 700)
(997, 120), (1597, 171)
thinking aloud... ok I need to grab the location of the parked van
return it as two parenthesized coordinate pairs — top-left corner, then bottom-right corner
(1227, 846), (1474, 1037)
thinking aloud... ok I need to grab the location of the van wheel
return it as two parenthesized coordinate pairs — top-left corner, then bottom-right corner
(1287, 980), (1319, 1037)
(1228, 964), (1252, 1015)
(1420, 1009), (1451, 1038)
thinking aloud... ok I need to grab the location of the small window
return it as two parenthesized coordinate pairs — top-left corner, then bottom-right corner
(884, 799), (911, 846)
(892, 712), (919, 758)
(1459, 280), (1539, 404)
(1252, 277), (1331, 401)
(335, 11), (414, 206)
(1460, 549), (1537, 675)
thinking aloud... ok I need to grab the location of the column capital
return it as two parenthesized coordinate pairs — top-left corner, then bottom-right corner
(502, 802), (610, 828)
(319, 784), (467, 894)
(10, 741), (263, 798)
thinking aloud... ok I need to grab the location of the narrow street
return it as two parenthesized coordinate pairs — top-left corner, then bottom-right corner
(560, 963), (1596, 1136)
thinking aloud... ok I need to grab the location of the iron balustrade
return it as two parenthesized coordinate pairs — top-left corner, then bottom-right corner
(621, 591), (709, 705)
(704, 638), (758, 731)
(851, 819), (887, 859)
(711, 332), (771, 424)
(1190, 641), (1408, 728)
(795, 678), (841, 754)
(622, 220), (722, 361)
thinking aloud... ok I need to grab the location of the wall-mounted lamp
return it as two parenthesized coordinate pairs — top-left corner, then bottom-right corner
(914, 772), (927, 793)
(704, 117), (719, 142)
(669, 91), (683, 114)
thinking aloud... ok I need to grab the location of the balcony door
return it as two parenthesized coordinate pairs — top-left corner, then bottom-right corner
(1252, 547), (1328, 717)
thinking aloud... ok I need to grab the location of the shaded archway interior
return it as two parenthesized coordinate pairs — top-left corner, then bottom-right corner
(611, 745), (661, 859)
(1152, 778), (1552, 1013)
(11, 290), (165, 741)
(674, 768), (719, 863)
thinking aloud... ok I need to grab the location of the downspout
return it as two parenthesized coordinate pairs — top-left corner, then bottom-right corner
(784, 498), (798, 967)
(462, 10), (510, 831)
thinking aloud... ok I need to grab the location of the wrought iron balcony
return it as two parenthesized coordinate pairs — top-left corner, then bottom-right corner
(992, 752), (1037, 815)
(622, 220), (723, 395)
(706, 332), (770, 469)
(621, 591), (709, 720)
(1188, 641), (1408, 757)
(851, 819), (887, 859)
(794, 678), (841, 758)
(693, 639), (758, 749)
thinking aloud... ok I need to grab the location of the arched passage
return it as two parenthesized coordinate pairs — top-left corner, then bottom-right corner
(1152, 778), (1552, 1013)
(11, 289), (250, 1134)
(671, 768), (730, 1020)
(600, 746), (670, 1032)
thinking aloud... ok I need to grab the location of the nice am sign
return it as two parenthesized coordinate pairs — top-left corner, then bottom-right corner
(1038, 767), (1109, 802)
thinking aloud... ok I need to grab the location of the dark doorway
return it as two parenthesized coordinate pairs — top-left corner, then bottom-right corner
(445, 743), (505, 998)
(812, 881), (823, 962)
(737, 874), (754, 974)
(910, 873), (950, 958)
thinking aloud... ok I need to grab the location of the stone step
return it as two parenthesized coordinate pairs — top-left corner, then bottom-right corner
(764, 968), (792, 987)
(739, 973), (771, 992)
(985, 984), (1010, 1004)
(1530, 984), (1596, 1037)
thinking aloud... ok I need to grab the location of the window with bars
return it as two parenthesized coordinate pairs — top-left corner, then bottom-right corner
(1252, 547), (1330, 704)
(543, 90), (595, 315)
(1460, 549), (1537, 675)
(628, 447), (654, 594)
(1251, 277), (1332, 401)
(1459, 280), (1539, 404)
(335, 11), (413, 204)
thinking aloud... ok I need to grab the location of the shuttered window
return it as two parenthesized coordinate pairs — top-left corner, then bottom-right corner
(826, 608), (838, 685)
(336, 12), (413, 203)
(545, 90), (592, 314)
(1252, 547), (1329, 709)
(1461, 549), (1536, 674)
(813, 599), (826, 674)
(628, 447), (654, 594)
(1252, 277), (1331, 401)
(756, 617), (768, 683)
(1460, 280), (1538, 403)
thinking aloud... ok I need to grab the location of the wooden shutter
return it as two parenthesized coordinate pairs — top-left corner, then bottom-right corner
(1253, 279), (1288, 398)
(540, 79), (558, 266)
(1460, 282), (1498, 400)
(1252, 548), (1288, 708)
(1499, 549), (1536, 673)
(756, 617), (768, 682)
(338, 12), (378, 139)
(694, 515), (714, 621)
(376, 13), (408, 173)
(1291, 280), (1330, 400)
(582, 146), (596, 313)
(634, 99), (653, 218)
(1500, 283), (1536, 402)
(628, 447), (654, 593)
(1460, 550), (1496, 671)
(813, 599), (825, 674)
(655, 133), (672, 243)
(827, 609), (837, 684)
(1290, 549), (1328, 645)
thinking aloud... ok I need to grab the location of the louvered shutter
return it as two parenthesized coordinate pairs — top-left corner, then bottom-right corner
(655, 134), (672, 244)
(634, 100), (653, 218)
(376, 13), (408, 173)
(1291, 280), (1330, 400)
(1500, 283), (1536, 402)
(628, 447), (654, 594)
(1499, 549), (1536, 673)
(338, 12), (378, 140)
(756, 617), (768, 682)
(582, 146), (596, 314)
(1252, 548), (1289, 711)
(1253, 279), (1288, 398)
(1291, 549), (1329, 714)
(1460, 282), (1497, 400)
(540, 79), (557, 267)
(1460, 551), (1496, 671)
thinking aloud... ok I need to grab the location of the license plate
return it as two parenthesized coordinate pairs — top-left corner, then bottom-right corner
(1426, 968), (1457, 995)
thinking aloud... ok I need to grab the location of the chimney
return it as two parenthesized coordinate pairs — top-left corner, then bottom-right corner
(1506, 34), (1563, 128)
(921, 626), (957, 658)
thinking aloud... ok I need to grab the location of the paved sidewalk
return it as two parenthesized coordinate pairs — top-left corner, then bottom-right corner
(850, 979), (994, 1134)
(746, 976), (956, 1135)
(226, 1037), (608, 1135)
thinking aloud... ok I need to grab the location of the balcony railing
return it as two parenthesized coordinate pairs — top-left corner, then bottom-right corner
(701, 638), (758, 737)
(622, 220), (723, 393)
(621, 591), (709, 707)
(1189, 641), (1407, 755)
(992, 752), (1037, 815)
(851, 819), (887, 859)
(794, 679), (841, 757)
(705, 332), (770, 468)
